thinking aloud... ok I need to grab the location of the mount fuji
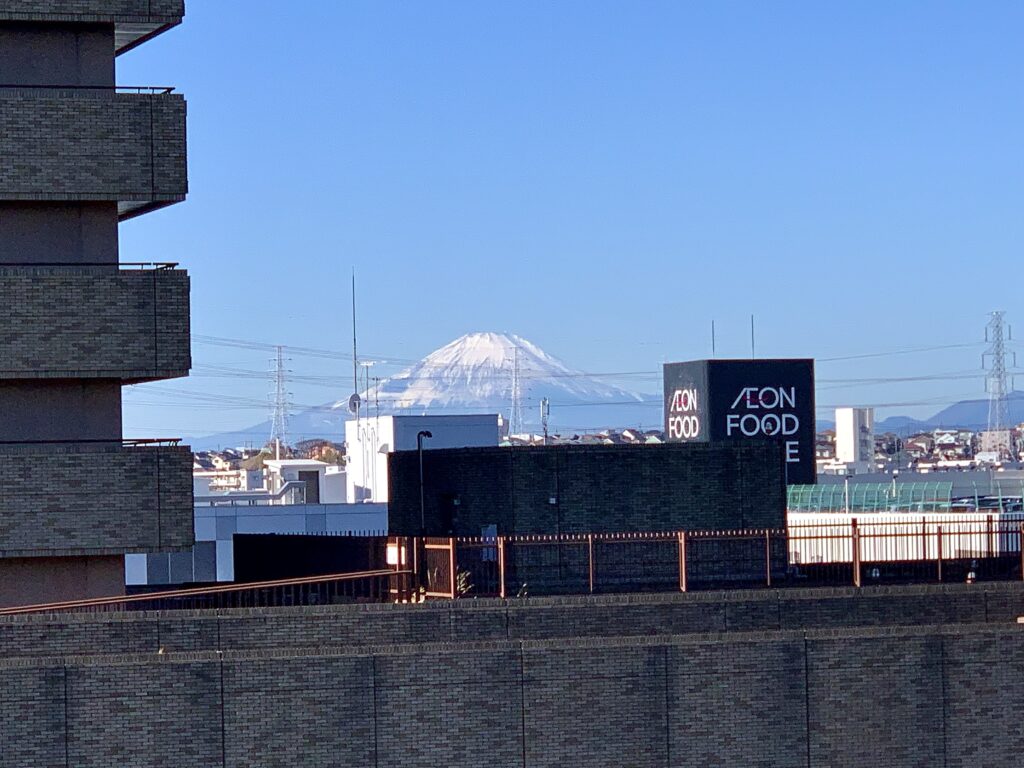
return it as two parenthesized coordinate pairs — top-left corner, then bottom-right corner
(189, 332), (660, 449)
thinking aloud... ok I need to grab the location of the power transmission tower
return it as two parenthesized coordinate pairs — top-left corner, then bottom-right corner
(509, 346), (523, 435)
(983, 311), (1015, 458)
(270, 345), (291, 452)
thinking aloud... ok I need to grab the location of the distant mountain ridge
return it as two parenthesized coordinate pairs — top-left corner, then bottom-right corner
(873, 391), (1024, 434)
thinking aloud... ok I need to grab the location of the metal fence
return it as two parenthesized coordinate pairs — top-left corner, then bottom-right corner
(423, 519), (1024, 598)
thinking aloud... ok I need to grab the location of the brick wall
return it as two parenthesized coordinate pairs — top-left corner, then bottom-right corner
(388, 442), (786, 536)
(0, 443), (193, 557)
(3, 624), (1024, 767)
(0, 1), (184, 24)
(0, 90), (187, 208)
(4, 581), (1024, 659)
(0, 268), (190, 380)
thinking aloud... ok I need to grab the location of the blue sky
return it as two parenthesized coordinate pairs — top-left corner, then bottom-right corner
(119, 1), (1024, 439)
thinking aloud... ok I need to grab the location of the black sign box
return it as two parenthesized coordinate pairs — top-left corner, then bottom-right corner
(663, 359), (816, 484)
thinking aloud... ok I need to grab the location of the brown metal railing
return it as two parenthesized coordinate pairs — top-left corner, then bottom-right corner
(427, 520), (1024, 599)
(0, 568), (410, 616)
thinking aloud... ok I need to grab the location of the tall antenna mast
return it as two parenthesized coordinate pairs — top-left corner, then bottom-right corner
(509, 345), (523, 435)
(270, 345), (290, 451)
(351, 270), (359, 417)
(983, 311), (1015, 457)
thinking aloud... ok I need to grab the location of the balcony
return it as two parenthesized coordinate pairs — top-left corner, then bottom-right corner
(0, 87), (187, 219)
(0, 440), (193, 558)
(0, 1), (184, 54)
(0, 263), (190, 383)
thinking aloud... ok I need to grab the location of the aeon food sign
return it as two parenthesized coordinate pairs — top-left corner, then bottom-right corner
(663, 358), (816, 484)
(726, 386), (801, 464)
(667, 387), (700, 439)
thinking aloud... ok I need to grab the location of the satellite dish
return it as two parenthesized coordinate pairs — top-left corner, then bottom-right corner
(347, 393), (361, 414)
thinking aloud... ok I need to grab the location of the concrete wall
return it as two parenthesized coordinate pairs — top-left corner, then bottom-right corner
(0, 202), (119, 264)
(0, 444), (193, 557)
(0, 267), (190, 380)
(0, 90), (187, 216)
(388, 442), (786, 536)
(2, 622), (1023, 767)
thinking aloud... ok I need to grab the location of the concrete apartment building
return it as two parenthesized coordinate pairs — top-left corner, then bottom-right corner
(0, 1), (192, 606)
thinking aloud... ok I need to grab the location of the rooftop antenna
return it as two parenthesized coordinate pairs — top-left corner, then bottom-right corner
(350, 269), (360, 420)
(711, 320), (716, 358)
(269, 345), (290, 456)
(983, 311), (1015, 458)
(750, 314), (756, 359)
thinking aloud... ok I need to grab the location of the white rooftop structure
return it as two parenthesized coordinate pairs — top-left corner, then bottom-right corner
(345, 414), (499, 503)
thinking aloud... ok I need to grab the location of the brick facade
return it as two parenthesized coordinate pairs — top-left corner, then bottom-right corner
(0, 90), (187, 216)
(3, 581), (1023, 658)
(0, 1), (183, 24)
(2, 620), (1024, 767)
(388, 442), (787, 536)
(0, 444), (193, 557)
(0, 268), (190, 381)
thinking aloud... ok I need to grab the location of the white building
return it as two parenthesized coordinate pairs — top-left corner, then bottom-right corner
(834, 407), (875, 474)
(345, 414), (500, 503)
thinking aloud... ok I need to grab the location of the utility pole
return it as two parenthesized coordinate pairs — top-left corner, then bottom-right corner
(540, 397), (550, 445)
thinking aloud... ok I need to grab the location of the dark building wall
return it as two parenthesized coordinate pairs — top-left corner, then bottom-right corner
(0, 268), (191, 381)
(3, 623), (1024, 767)
(0, 202), (119, 264)
(0, 381), (122, 441)
(388, 443), (787, 536)
(0, 554), (123, 608)
(0, 444), (193, 557)
(0, 22), (114, 86)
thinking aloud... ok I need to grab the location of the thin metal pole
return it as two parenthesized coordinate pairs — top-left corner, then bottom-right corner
(587, 534), (595, 594)
(937, 525), (944, 582)
(678, 531), (688, 592)
(448, 537), (457, 599)
(1019, 523), (1024, 581)
(498, 536), (506, 599)
(852, 519), (861, 588)
(764, 530), (772, 587)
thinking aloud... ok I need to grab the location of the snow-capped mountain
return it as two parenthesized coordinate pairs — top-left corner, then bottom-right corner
(334, 332), (649, 421)
(189, 332), (659, 448)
